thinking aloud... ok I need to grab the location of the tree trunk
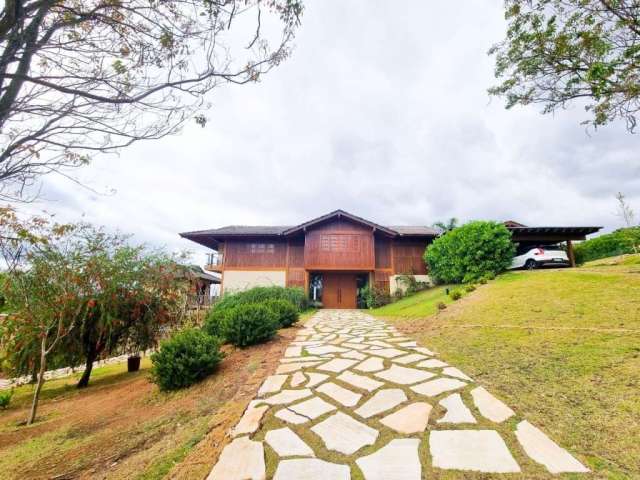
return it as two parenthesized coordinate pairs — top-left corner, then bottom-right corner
(27, 336), (47, 425)
(76, 347), (97, 388)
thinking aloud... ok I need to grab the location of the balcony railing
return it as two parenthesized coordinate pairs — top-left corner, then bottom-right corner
(205, 253), (224, 271)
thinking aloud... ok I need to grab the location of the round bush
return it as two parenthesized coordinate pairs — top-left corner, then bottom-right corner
(449, 289), (463, 300)
(264, 299), (299, 327)
(424, 221), (515, 284)
(223, 304), (279, 347)
(203, 305), (230, 340)
(151, 328), (224, 391)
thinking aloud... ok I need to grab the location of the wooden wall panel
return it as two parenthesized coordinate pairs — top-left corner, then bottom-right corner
(375, 237), (391, 269)
(392, 240), (429, 275)
(374, 269), (391, 291)
(224, 239), (287, 268)
(304, 219), (374, 270)
(287, 268), (305, 288)
(287, 238), (305, 268)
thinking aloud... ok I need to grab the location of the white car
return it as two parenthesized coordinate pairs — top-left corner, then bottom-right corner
(510, 245), (570, 270)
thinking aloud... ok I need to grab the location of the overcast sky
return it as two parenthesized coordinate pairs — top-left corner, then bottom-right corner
(28, 0), (640, 262)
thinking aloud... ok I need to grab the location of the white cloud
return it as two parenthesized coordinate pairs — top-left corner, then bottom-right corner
(24, 0), (640, 263)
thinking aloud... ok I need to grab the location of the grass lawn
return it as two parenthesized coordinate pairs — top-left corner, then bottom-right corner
(375, 258), (640, 479)
(0, 324), (302, 480)
(369, 285), (453, 318)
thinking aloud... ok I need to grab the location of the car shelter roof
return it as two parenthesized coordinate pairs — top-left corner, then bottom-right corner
(506, 225), (602, 242)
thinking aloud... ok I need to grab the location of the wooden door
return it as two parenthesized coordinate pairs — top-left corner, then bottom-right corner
(322, 273), (357, 309)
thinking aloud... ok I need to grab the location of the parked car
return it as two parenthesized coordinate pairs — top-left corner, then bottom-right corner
(510, 245), (570, 270)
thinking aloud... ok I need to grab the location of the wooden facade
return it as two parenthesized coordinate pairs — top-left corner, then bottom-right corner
(181, 210), (437, 308)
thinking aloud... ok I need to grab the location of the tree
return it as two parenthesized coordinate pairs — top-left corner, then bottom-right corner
(0, 0), (303, 200)
(615, 191), (638, 253)
(433, 217), (459, 234)
(489, 1), (640, 131)
(424, 220), (515, 283)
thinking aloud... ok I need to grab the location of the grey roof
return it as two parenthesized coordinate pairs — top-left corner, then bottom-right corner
(387, 225), (439, 236)
(181, 225), (292, 237)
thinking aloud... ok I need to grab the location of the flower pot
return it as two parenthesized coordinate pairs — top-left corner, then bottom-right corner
(127, 355), (141, 372)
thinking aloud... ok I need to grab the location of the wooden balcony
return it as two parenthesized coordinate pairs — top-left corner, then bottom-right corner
(204, 253), (224, 272)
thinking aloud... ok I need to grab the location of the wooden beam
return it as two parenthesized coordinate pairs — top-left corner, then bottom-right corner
(567, 240), (576, 267)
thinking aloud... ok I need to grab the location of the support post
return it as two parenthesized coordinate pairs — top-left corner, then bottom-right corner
(567, 240), (576, 267)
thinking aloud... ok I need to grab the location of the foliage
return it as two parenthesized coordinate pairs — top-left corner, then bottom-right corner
(214, 286), (307, 312)
(361, 285), (391, 309)
(222, 304), (279, 347)
(465, 284), (476, 292)
(0, 388), (13, 408)
(0, 0), (303, 200)
(437, 301), (447, 311)
(433, 217), (459, 233)
(202, 308), (228, 340)
(151, 328), (223, 391)
(489, 0), (640, 131)
(264, 299), (299, 327)
(424, 221), (515, 284)
(395, 275), (429, 296)
(449, 289), (463, 300)
(574, 227), (640, 263)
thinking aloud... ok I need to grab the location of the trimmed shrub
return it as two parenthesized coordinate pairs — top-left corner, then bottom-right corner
(210, 286), (307, 317)
(449, 289), (463, 300)
(151, 328), (224, 391)
(465, 284), (476, 292)
(362, 285), (391, 308)
(478, 277), (488, 284)
(425, 221), (515, 284)
(223, 304), (279, 347)
(574, 227), (640, 264)
(202, 307), (229, 340)
(436, 301), (447, 311)
(0, 389), (13, 409)
(265, 298), (299, 327)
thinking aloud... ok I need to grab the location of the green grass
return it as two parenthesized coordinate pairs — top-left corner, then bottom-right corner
(378, 267), (640, 479)
(368, 285), (453, 318)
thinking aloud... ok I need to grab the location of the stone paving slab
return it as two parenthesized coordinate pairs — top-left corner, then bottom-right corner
(380, 402), (432, 434)
(208, 309), (587, 479)
(273, 458), (350, 480)
(265, 427), (315, 457)
(356, 439), (421, 480)
(207, 437), (265, 480)
(430, 430), (521, 473)
(470, 386), (515, 423)
(312, 411), (379, 455)
(515, 420), (589, 473)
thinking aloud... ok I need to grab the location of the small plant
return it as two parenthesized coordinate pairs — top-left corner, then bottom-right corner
(465, 284), (476, 292)
(151, 328), (224, 391)
(264, 299), (299, 327)
(223, 304), (279, 347)
(0, 388), (13, 409)
(436, 301), (447, 311)
(449, 289), (463, 300)
(361, 285), (391, 308)
(478, 277), (488, 284)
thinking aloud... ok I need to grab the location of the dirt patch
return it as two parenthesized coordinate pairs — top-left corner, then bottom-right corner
(0, 326), (299, 480)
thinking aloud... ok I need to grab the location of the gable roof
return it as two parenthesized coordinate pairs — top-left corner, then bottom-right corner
(282, 209), (398, 236)
(179, 209), (438, 249)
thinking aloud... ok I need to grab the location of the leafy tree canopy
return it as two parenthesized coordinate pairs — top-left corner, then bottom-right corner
(424, 220), (515, 284)
(489, 0), (640, 131)
(0, 0), (303, 199)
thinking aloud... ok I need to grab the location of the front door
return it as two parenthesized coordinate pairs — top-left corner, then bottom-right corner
(322, 273), (357, 309)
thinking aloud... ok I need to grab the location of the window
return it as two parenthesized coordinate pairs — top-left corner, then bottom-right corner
(248, 243), (275, 254)
(319, 234), (360, 252)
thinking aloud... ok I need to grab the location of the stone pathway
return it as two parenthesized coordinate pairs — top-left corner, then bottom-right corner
(208, 310), (589, 479)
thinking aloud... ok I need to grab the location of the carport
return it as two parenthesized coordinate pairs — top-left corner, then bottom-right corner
(504, 221), (602, 267)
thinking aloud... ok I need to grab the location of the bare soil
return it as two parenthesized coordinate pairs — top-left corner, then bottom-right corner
(0, 326), (298, 480)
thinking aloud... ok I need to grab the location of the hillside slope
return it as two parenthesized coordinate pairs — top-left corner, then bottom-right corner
(378, 263), (640, 479)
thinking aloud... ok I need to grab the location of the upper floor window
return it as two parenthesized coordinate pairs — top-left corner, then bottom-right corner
(248, 243), (276, 254)
(319, 234), (360, 252)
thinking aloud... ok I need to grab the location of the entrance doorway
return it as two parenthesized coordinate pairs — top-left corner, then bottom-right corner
(322, 272), (358, 309)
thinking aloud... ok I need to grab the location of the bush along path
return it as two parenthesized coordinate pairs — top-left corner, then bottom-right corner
(208, 310), (589, 479)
